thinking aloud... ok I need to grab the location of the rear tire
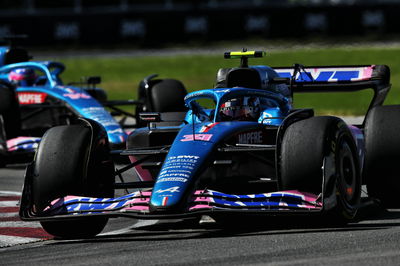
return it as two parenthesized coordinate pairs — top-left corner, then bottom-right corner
(150, 79), (187, 112)
(280, 116), (361, 222)
(364, 105), (400, 207)
(33, 123), (114, 238)
(136, 78), (187, 127)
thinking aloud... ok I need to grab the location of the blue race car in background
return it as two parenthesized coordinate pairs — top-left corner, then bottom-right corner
(0, 44), (187, 165)
(20, 50), (396, 239)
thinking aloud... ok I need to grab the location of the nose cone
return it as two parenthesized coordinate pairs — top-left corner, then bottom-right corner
(149, 140), (213, 213)
(149, 123), (217, 213)
(148, 121), (259, 213)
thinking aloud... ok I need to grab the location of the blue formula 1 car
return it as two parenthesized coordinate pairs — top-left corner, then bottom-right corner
(20, 50), (395, 238)
(0, 45), (187, 165)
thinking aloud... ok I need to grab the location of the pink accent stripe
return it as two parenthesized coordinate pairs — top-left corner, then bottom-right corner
(9, 73), (26, 81)
(201, 122), (220, 133)
(129, 156), (153, 181)
(194, 190), (208, 195)
(0, 228), (52, 239)
(7, 136), (40, 151)
(189, 204), (213, 210)
(282, 190), (321, 204)
(362, 65), (374, 80)
(124, 206), (149, 211)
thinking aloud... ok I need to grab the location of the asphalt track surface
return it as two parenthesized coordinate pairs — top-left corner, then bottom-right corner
(2, 160), (400, 265)
(2, 46), (400, 264)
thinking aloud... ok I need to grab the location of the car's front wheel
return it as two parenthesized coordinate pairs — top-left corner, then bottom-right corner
(32, 121), (114, 238)
(280, 116), (361, 222)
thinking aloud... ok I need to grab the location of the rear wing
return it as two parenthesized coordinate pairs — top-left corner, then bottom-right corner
(273, 65), (391, 110)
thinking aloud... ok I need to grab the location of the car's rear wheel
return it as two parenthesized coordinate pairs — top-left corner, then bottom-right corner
(32, 122), (114, 238)
(136, 78), (187, 127)
(280, 116), (361, 222)
(364, 105), (400, 207)
(149, 79), (187, 112)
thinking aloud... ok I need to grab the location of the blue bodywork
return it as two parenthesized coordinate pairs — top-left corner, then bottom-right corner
(146, 62), (372, 212)
(0, 60), (127, 146)
(19, 53), (377, 222)
(0, 47), (10, 66)
(150, 86), (291, 210)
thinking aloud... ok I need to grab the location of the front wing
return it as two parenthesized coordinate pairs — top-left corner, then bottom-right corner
(20, 189), (322, 221)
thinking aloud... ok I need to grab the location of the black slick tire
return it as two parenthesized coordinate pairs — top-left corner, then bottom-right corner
(149, 79), (187, 112)
(364, 105), (400, 207)
(32, 124), (114, 238)
(0, 81), (21, 139)
(280, 116), (361, 222)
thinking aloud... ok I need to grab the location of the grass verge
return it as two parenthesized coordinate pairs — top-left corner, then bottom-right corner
(53, 46), (400, 115)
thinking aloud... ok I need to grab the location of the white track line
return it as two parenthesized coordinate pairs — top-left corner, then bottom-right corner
(0, 191), (22, 196)
(0, 213), (18, 218)
(0, 201), (19, 207)
(0, 235), (42, 247)
(0, 221), (42, 228)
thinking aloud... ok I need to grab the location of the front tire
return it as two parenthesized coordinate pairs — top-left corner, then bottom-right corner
(280, 116), (361, 221)
(32, 122), (114, 238)
(0, 81), (21, 139)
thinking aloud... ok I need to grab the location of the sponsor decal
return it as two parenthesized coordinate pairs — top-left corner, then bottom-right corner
(63, 87), (75, 93)
(200, 122), (219, 133)
(63, 93), (91, 100)
(18, 92), (47, 104)
(162, 197), (168, 206)
(238, 131), (263, 144)
(81, 107), (120, 127)
(184, 16), (208, 34)
(168, 155), (200, 160)
(157, 177), (188, 183)
(184, 91), (204, 101)
(181, 134), (212, 142)
(156, 155), (200, 183)
(275, 67), (373, 82)
(214, 89), (230, 93)
(158, 173), (190, 179)
(259, 112), (273, 125)
(54, 22), (79, 40)
(155, 186), (180, 194)
(120, 19), (146, 37)
(108, 128), (124, 134)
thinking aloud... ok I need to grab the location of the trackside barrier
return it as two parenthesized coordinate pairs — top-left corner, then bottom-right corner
(0, 5), (398, 46)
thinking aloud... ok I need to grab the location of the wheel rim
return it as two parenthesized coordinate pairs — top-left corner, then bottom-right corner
(338, 140), (357, 203)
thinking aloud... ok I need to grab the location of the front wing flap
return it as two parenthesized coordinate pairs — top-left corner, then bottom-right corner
(20, 189), (322, 221)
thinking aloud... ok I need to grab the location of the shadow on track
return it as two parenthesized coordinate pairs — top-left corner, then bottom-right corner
(46, 203), (400, 246)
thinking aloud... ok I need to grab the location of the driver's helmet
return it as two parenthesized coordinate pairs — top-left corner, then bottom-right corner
(220, 96), (261, 121)
(8, 68), (37, 86)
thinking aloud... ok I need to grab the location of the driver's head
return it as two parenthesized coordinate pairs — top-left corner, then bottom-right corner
(8, 68), (37, 86)
(220, 96), (260, 121)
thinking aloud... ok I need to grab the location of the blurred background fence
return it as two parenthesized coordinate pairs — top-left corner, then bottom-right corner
(1, 0), (400, 46)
